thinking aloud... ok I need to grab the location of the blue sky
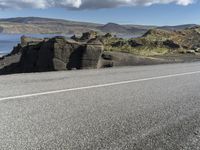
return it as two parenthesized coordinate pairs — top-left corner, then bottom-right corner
(0, 0), (199, 25)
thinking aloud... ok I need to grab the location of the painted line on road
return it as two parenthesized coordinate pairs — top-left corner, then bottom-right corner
(1, 70), (200, 101)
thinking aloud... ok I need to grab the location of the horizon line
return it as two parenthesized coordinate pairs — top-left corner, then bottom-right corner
(0, 16), (199, 26)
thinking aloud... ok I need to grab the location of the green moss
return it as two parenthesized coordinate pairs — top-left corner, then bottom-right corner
(105, 44), (169, 56)
(103, 36), (170, 56)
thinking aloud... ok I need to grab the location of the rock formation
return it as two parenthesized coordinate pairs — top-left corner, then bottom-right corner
(0, 35), (104, 74)
(1, 27), (200, 75)
(0, 33), (169, 75)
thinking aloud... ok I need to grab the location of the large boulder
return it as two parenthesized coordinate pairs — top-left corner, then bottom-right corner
(70, 31), (99, 42)
(80, 31), (97, 41)
(163, 40), (180, 49)
(81, 43), (103, 69)
(0, 36), (104, 74)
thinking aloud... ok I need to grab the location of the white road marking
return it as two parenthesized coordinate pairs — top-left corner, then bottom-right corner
(1, 70), (200, 101)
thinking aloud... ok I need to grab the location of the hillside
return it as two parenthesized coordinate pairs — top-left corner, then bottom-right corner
(0, 17), (148, 35)
(97, 26), (200, 56)
(0, 17), (198, 36)
(0, 17), (101, 35)
(158, 24), (199, 31)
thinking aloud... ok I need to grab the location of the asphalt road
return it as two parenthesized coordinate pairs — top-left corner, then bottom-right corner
(1, 62), (200, 149)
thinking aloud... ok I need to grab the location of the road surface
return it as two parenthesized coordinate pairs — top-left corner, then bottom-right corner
(1, 62), (200, 149)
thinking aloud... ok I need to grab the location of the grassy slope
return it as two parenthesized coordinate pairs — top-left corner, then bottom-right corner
(103, 27), (200, 56)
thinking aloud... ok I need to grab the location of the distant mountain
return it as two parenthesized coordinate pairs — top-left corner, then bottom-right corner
(158, 24), (199, 31)
(99, 23), (129, 33)
(98, 23), (149, 36)
(0, 17), (55, 23)
(0, 17), (102, 35)
(0, 17), (151, 36)
(0, 17), (100, 26)
(0, 17), (198, 36)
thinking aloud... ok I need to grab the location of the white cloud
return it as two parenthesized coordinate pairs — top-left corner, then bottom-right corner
(0, 0), (195, 10)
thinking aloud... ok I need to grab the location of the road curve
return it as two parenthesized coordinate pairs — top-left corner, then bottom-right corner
(1, 62), (200, 149)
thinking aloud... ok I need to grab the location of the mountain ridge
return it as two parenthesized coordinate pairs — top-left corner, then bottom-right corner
(0, 17), (198, 36)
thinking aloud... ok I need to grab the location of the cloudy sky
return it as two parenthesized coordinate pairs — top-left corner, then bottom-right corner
(0, 0), (199, 25)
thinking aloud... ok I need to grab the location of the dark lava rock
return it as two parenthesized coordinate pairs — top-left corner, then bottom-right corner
(80, 31), (98, 41)
(104, 33), (113, 38)
(112, 40), (127, 47)
(0, 36), (104, 75)
(71, 35), (78, 41)
(163, 40), (180, 49)
(101, 53), (112, 60)
(128, 40), (143, 47)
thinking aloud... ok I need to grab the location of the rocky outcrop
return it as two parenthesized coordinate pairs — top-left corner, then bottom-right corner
(0, 33), (173, 75)
(80, 31), (98, 41)
(0, 35), (104, 74)
(163, 40), (180, 49)
(72, 31), (98, 42)
(103, 27), (200, 55)
(20, 35), (44, 46)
